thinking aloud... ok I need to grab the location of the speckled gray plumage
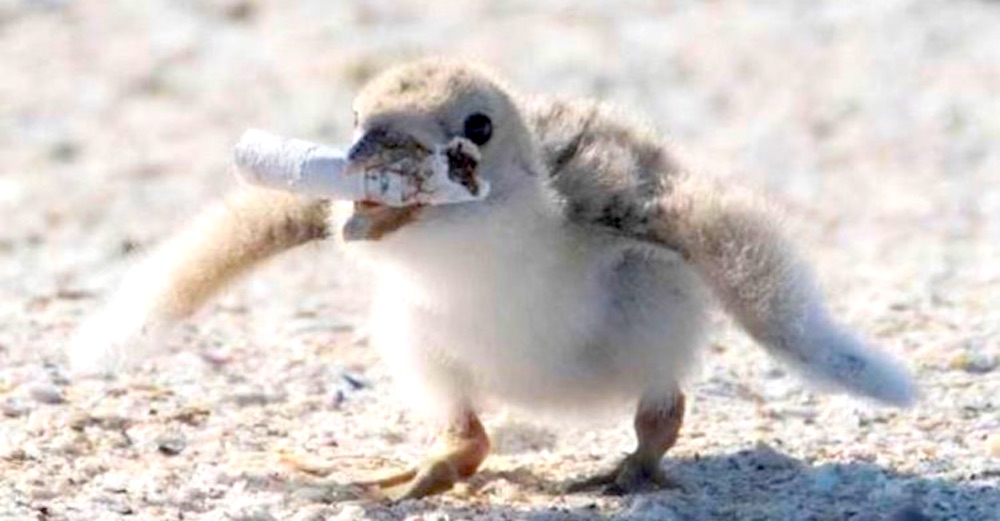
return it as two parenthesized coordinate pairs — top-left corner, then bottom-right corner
(526, 96), (679, 242)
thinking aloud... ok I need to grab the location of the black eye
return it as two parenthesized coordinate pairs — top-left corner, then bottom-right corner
(463, 113), (492, 146)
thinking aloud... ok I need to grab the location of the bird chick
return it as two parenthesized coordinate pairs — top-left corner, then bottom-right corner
(67, 59), (917, 500)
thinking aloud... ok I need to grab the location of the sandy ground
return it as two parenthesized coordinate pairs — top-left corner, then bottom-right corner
(2, 1), (999, 519)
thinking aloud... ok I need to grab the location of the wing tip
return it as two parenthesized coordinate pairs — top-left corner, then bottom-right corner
(775, 317), (919, 408)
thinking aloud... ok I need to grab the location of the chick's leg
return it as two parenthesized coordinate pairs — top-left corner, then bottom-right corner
(356, 410), (490, 500)
(568, 388), (685, 494)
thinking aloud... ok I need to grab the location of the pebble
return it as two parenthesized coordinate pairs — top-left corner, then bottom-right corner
(334, 504), (366, 521)
(2, 398), (31, 418)
(229, 390), (284, 407)
(339, 371), (368, 390)
(290, 486), (332, 503)
(103, 498), (134, 515)
(331, 389), (347, 408)
(155, 434), (187, 456)
(30, 486), (59, 501)
(100, 473), (131, 494)
(171, 405), (210, 426)
(736, 442), (800, 471)
(43, 363), (72, 385)
(2, 448), (27, 461)
(29, 383), (66, 405)
(292, 505), (335, 521)
(82, 412), (130, 431)
(227, 507), (277, 521)
(948, 352), (997, 374)
(200, 348), (233, 367)
(331, 370), (369, 408)
(475, 479), (525, 502)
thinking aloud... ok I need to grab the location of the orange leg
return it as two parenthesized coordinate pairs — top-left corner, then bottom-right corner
(567, 389), (685, 494)
(354, 410), (490, 500)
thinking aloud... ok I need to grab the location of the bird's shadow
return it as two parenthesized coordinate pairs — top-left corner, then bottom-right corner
(337, 444), (999, 520)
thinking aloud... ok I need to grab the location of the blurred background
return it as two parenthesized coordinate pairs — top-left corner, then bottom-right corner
(1, 1), (998, 519)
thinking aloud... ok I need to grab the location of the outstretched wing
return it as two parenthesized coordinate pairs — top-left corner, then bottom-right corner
(523, 96), (916, 407)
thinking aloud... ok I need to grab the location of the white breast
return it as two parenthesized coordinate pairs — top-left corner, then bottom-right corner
(333, 183), (705, 419)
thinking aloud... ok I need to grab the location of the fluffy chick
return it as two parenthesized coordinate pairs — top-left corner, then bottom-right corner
(68, 59), (916, 499)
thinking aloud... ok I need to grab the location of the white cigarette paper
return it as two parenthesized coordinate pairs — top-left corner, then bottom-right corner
(233, 129), (488, 207)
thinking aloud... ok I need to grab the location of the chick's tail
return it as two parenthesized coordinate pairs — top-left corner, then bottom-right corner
(652, 174), (916, 406)
(67, 188), (329, 376)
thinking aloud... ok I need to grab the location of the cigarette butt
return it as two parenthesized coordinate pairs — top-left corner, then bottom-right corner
(234, 128), (357, 196)
(232, 128), (489, 207)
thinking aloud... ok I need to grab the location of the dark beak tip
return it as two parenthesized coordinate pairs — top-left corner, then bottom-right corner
(346, 127), (388, 162)
(346, 138), (371, 163)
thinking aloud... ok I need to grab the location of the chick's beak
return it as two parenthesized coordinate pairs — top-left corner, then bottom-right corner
(346, 126), (431, 169)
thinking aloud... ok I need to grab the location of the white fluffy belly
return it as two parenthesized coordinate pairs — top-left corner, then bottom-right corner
(366, 240), (706, 417)
(369, 248), (602, 394)
(335, 197), (706, 418)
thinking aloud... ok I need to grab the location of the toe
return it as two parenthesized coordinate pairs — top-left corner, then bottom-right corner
(352, 468), (418, 489)
(561, 471), (617, 493)
(565, 456), (678, 495)
(380, 460), (459, 500)
(609, 461), (677, 494)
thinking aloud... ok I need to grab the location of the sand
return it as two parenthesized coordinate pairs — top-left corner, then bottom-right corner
(1, 1), (998, 519)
